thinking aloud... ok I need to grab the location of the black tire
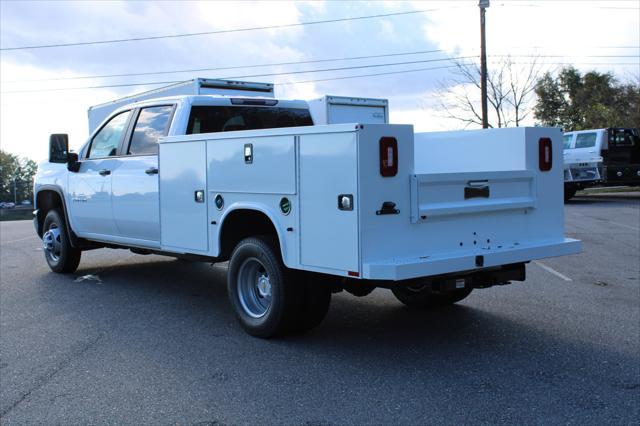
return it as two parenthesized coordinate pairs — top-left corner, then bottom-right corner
(391, 281), (472, 309)
(564, 185), (577, 202)
(42, 209), (81, 273)
(227, 236), (301, 338)
(292, 272), (331, 333)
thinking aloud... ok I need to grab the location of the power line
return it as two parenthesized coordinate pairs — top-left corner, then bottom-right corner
(4, 51), (635, 85)
(0, 7), (464, 51)
(275, 64), (466, 86)
(2, 49), (446, 83)
(489, 54), (639, 58)
(0, 56), (637, 94)
(1, 56), (475, 94)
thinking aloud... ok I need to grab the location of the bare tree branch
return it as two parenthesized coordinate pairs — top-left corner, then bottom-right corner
(429, 56), (541, 128)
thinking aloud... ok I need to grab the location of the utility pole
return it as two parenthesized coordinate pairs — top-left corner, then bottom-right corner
(479, 0), (490, 129)
(12, 167), (21, 204)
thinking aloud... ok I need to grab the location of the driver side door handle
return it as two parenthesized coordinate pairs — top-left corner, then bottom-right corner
(145, 167), (159, 175)
(98, 169), (111, 176)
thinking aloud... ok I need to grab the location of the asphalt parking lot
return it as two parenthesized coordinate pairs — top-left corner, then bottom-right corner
(1, 195), (638, 425)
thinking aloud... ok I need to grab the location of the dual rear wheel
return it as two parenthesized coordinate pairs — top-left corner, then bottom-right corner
(227, 236), (331, 338)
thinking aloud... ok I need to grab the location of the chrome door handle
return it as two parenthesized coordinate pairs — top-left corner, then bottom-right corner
(145, 167), (158, 175)
(98, 169), (111, 176)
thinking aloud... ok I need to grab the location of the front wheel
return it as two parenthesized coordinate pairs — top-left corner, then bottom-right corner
(391, 282), (472, 309)
(42, 209), (81, 273)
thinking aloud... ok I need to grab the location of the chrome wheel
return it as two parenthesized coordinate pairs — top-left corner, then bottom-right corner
(43, 224), (62, 263)
(237, 257), (272, 318)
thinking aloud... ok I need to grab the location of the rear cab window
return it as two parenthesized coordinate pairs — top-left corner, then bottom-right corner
(186, 106), (313, 134)
(128, 105), (174, 155)
(562, 134), (573, 149)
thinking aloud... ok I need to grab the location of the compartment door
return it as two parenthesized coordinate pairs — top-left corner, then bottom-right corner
(299, 132), (359, 272)
(159, 141), (208, 253)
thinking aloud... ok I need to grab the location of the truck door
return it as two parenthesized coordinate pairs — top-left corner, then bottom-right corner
(111, 105), (174, 244)
(68, 110), (131, 238)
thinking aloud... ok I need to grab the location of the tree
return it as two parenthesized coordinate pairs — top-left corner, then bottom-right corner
(0, 150), (38, 203)
(434, 56), (542, 128)
(534, 66), (640, 131)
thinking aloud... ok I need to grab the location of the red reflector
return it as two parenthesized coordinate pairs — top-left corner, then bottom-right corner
(539, 137), (553, 171)
(347, 271), (360, 277)
(379, 137), (398, 177)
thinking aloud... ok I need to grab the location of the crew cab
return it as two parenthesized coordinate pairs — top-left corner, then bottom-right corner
(34, 82), (581, 337)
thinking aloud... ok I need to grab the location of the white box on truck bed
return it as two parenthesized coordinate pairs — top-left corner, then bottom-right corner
(159, 125), (579, 280)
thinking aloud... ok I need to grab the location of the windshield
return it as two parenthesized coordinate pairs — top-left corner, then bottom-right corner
(562, 134), (573, 149)
(575, 132), (597, 149)
(187, 106), (313, 134)
(609, 128), (639, 147)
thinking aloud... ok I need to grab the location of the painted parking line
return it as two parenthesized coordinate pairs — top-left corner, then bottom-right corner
(533, 260), (572, 282)
(606, 221), (640, 232)
(1, 235), (37, 245)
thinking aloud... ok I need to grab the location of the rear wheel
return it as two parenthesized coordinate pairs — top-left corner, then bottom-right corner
(227, 236), (301, 338)
(42, 209), (81, 273)
(392, 281), (472, 308)
(564, 185), (577, 202)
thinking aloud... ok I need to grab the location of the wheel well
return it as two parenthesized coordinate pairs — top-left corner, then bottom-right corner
(219, 209), (280, 260)
(35, 190), (64, 237)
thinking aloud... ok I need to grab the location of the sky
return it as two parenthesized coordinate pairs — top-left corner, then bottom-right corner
(1, 0), (638, 161)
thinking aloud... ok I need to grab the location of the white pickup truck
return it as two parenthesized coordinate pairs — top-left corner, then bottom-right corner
(563, 128), (640, 201)
(34, 81), (581, 337)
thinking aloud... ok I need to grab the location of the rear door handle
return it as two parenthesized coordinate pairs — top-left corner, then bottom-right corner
(465, 185), (490, 199)
(98, 169), (111, 176)
(145, 167), (158, 175)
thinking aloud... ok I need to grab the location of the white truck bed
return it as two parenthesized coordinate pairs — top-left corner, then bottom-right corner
(158, 124), (580, 280)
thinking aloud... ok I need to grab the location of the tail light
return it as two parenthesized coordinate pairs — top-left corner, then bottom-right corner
(539, 137), (553, 171)
(379, 137), (398, 177)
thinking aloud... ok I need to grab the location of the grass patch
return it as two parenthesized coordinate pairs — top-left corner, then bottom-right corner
(0, 207), (33, 221)
(578, 186), (640, 195)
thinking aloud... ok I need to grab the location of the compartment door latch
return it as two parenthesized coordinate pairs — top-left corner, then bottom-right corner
(376, 201), (400, 215)
(464, 180), (490, 199)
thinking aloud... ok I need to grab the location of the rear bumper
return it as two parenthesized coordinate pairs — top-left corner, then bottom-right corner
(363, 238), (581, 280)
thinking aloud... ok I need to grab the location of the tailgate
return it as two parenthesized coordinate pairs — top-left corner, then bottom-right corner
(410, 170), (535, 222)
(356, 126), (579, 280)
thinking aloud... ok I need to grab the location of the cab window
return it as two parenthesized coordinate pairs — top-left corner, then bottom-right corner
(575, 132), (597, 149)
(186, 106), (313, 134)
(128, 105), (174, 155)
(88, 111), (131, 159)
(562, 134), (573, 149)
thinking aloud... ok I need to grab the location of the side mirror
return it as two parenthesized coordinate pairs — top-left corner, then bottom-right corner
(49, 134), (69, 163)
(67, 152), (80, 172)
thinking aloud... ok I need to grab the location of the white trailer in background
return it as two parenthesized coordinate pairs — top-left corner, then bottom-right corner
(307, 95), (388, 125)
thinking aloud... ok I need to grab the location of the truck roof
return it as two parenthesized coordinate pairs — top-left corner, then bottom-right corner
(107, 94), (310, 116)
